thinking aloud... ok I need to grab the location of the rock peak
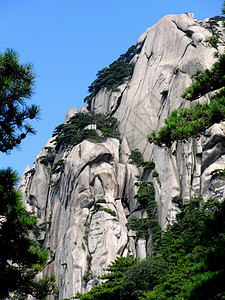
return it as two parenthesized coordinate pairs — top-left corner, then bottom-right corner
(19, 13), (225, 299)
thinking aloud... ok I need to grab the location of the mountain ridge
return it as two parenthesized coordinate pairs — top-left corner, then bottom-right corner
(19, 13), (225, 299)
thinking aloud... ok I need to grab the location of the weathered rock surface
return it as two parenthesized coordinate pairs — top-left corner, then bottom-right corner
(19, 14), (225, 299)
(91, 13), (225, 227)
(20, 137), (138, 299)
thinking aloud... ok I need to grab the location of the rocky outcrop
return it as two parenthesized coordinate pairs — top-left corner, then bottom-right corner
(19, 14), (225, 299)
(91, 13), (225, 226)
(20, 136), (140, 299)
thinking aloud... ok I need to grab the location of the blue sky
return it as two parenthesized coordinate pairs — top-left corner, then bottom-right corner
(0, 0), (222, 178)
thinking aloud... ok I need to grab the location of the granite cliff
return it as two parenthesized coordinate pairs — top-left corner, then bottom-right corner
(19, 13), (225, 299)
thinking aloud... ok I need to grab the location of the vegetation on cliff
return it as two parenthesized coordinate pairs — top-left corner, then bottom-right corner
(148, 5), (225, 148)
(127, 180), (162, 244)
(0, 49), (56, 299)
(148, 51), (225, 147)
(76, 6), (225, 299)
(53, 111), (120, 151)
(84, 44), (141, 107)
(76, 198), (225, 300)
(0, 169), (56, 299)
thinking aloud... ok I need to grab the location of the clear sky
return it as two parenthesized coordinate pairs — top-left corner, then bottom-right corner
(0, 0), (222, 178)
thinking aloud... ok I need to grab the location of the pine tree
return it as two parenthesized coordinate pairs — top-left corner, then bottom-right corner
(0, 49), (56, 299)
(0, 168), (56, 299)
(0, 49), (40, 153)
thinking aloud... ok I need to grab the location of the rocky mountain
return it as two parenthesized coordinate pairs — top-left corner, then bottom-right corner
(19, 13), (225, 299)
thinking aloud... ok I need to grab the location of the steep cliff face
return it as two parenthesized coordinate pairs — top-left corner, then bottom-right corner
(91, 13), (225, 225)
(19, 14), (225, 299)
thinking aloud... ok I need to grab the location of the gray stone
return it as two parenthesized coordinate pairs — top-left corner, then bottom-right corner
(19, 14), (225, 298)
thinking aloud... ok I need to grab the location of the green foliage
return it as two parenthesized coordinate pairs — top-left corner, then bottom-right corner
(112, 218), (119, 222)
(53, 111), (120, 151)
(83, 235), (88, 243)
(93, 202), (117, 217)
(172, 196), (183, 209)
(83, 271), (92, 284)
(51, 159), (64, 174)
(152, 170), (159, 178)
(0, 49), (56, 298)
(96, 198), (107, 204)
(0, 168), (56, 299)
(39, 147), (55, 166)
(75, 256), (139, 300)
(81, 242), (86, 251)
(122, 257), (164, 299)
(32, 275), (57, 300)
(128, 150), (156, 174)
(181, 53), (225, 100)
(93, 203), (102, 212)
(142, 161), (155, 172)
(148, 88), (225, 147)
(129, 149), (144, 167)
(127, 216), (149, 238)
(141, 198), (225, 299)
(205, 33), (221, 49)
(152, 170), (161, 186)
(148, 52), (225, 147)
(83, 254), (92, 284)
(100, 207), (117, 217)
(0, 49), (39, 153)
(127, 180), (162, 244)
(84, 44), (141, 106)
(78, 198), (225, 300)
(134, 181), (156, 208)
(210, 168), (225, 179)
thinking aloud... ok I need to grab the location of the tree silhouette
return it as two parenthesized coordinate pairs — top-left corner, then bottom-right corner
(0, 49), (56, 299)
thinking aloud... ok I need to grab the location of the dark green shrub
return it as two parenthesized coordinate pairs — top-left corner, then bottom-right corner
(93, 203), (102, 212)
(148, 88), (225, 147)
(25, 168), (36, 176)
(51, 159), (64, 174)
(84, 44), (142, 107)
(0, 168), (57, 299)
(96, 198), (107, 204)
(210, 168), (225, 179)
(83, 271), (92, 284)
(75, 196), (225, 300)
(152, 170), (159, 178)
(205, 33), (221, 49)
(172, 196), (183, 209)
(142, 161), (155, 172)
(127, 216), (149, 238)
(148, 53), (225, 147)
(53, 111), (120, 150)
(132, 180), (162, 244)
(152, 170), (161, 186)
(100, 208), (117, 217)
(134, 181), (156, 208)
(129, 149), (144, 167)
(75, 256), (139, 300)
(39, 147), (55, 166)
(182, 53), (225, 100)
(81, 242), (86, 251)
(123, 257), (164, 299)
